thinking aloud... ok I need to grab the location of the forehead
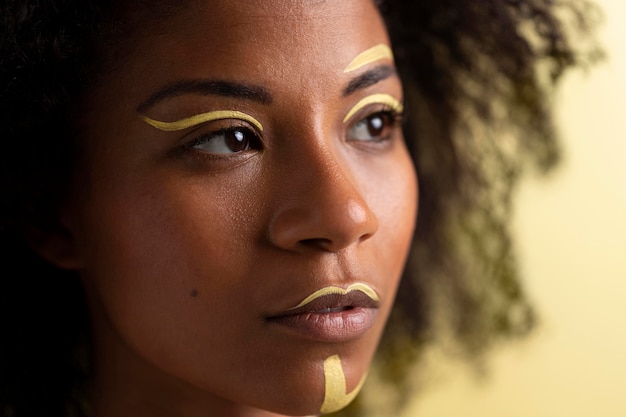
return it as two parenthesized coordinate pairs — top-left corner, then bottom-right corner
(104, 0), (389, 101)
(162, 0), (385, 45)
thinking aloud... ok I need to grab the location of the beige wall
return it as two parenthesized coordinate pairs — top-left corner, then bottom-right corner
(403, 1), (626, 415)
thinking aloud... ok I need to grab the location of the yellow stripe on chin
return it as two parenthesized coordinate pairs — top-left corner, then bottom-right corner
(320, 355), (367, 414)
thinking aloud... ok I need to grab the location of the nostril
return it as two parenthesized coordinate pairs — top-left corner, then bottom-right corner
(359, 232), (374, 243)
(299, 237), (335, 251)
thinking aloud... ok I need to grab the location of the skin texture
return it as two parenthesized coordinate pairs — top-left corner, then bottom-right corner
(47, 1), (418, 416)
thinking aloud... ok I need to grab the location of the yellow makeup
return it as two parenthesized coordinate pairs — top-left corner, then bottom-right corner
(141, 110), (263, 132)
(320, 355), (367, 414)
(288, 283), (379, 311)
(343, 94), (403, 123)
(343, 44), (394, 73)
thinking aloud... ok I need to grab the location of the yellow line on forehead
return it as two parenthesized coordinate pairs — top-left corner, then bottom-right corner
(343, 94), (403, 123)
(141, 110), (263, 132)
(343, 44), (394, 73)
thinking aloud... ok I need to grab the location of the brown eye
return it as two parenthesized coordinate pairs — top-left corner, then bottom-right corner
(224, 130), (248, 152)
(347, 111), (396, 142)
(189, 127), (259, 154)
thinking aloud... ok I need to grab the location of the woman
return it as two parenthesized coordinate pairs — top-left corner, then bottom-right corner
(0, 0), (597, 416)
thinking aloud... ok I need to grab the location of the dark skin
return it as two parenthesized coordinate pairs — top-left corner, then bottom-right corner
(34, 1), (418, 416)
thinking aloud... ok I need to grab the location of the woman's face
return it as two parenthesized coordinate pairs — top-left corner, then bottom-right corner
(65, 0), (417, 415)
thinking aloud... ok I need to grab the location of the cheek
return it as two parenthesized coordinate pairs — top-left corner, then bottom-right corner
(75, 165), (262, 350)
(365, 147), (418, 281)
(74, 164), (293, 402)
(79, 179), (246, 285)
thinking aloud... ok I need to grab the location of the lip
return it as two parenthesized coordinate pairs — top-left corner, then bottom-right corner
(266, 289), (380, 342)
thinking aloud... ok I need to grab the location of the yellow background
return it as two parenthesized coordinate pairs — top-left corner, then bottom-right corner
(402, 0), (626, 415)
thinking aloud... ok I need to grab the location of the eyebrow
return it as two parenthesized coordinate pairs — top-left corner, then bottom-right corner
(137, 79), (273, 113)
(342, 65), (396, 97)
(138, 66), (396, 114)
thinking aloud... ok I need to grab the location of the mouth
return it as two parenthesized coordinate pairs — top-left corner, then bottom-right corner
(266, 287), (380, 343)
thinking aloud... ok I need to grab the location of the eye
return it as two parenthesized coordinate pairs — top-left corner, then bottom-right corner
(347, 110), (401, 143)
(187, 126), (261, 154)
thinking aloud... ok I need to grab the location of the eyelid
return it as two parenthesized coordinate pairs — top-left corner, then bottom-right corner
(141, 110), (264, 132)
(343, 94), (403, 123)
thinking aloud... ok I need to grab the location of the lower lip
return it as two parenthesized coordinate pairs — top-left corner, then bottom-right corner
(267, 308), (378, 343)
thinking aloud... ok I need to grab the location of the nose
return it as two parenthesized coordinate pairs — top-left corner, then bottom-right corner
(268, 147), (379, 253)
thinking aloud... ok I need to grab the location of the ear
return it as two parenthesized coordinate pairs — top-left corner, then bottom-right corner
(26, 219), (83, 270)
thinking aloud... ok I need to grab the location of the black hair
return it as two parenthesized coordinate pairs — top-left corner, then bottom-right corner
(0, 0), (600, 416)
(354, 1), (600, 413)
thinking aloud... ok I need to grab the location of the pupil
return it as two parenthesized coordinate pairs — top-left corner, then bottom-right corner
(226, 130), (248, 152)
(367, 115), (385, 136)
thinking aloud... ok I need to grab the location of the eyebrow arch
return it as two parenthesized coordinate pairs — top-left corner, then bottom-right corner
(342, 65), (396, 97)
(137, 79), (273, 113)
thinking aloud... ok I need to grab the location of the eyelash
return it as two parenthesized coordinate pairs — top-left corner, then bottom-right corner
(345, 104), (404, 145)
(183, 122), (263, 156)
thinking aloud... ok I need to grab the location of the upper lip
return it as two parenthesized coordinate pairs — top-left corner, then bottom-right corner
(267, 287), (380, 318)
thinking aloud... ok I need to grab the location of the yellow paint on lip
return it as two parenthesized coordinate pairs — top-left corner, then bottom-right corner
(141, 110), (263, 132)
(343, 44), (394, 73)
(288, 283), (379, 311)
(320, 354), (367, 414)
(343, 93), (403, 123)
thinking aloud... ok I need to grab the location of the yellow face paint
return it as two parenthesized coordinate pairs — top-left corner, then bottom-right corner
(141, 110), (263, 132)
(343, 44), (394, 73)
(320, 355), (367, 414)
(343, 93), (403, 123)
(288, 283), (379, 311)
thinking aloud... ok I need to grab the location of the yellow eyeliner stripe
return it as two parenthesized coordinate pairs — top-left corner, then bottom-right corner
(288, 283), (379, 311)
(320, 355), (367, 414)
(343, 94), (403, 123)
(141, 110), (263, 132)
(343, 44), (393, 73)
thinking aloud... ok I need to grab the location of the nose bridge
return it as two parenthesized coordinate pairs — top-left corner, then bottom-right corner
(304, 144), (373, 227)
(268, 131), (379, 253)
